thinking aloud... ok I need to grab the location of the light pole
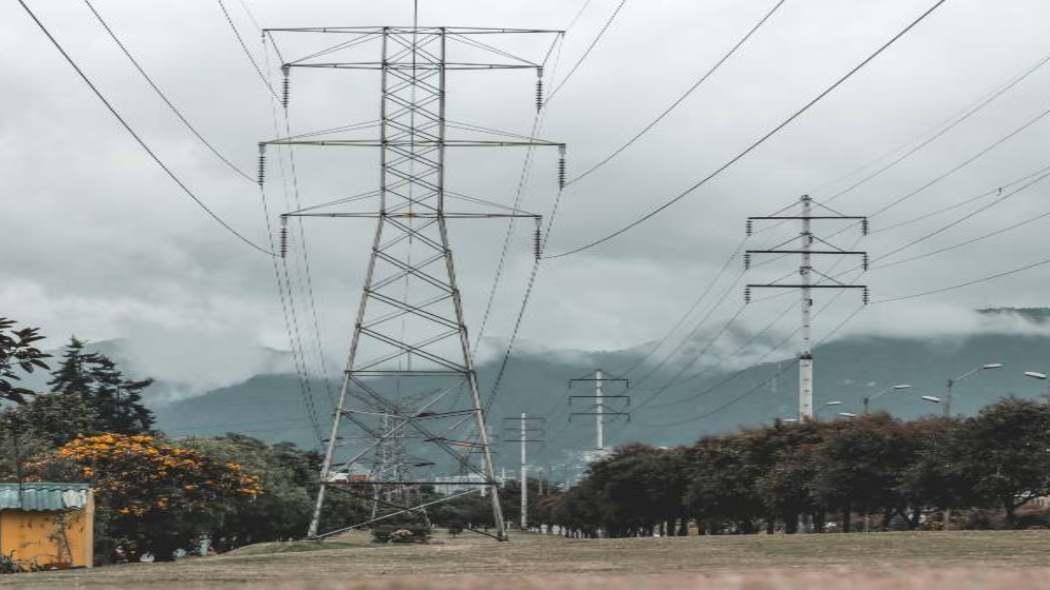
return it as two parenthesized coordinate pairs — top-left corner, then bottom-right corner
(815, 401), (843, 420)
(1024, 371), (1050, 402)
(944, 364), (1003, 417)
(863, 384), (912, 415)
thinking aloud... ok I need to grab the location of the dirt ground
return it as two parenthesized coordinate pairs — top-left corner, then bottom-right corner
(5, 530), (1050, 589)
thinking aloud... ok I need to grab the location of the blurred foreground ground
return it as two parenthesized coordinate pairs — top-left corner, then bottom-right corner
(6, 530), (1050, 589)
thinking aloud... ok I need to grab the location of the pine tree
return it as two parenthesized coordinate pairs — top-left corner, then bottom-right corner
(47, 337), (93, 396)
(86, 355), (154, 434)
(46, 338), (155, 435)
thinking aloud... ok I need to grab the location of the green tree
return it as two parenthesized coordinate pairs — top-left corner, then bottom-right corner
(86, 356), (154, 435)
(0, 317), (50, 404)
(46, 338), (154, 436)
(684, 436), (765, 534)
(956, 398), (1050, 525)
(808, 415), (919, 531)
(3, 391), (97, 447)
(181, 434), (368, 548)
(47, 337), (93, 397)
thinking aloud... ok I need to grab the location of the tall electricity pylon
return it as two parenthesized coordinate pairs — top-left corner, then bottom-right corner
(261, 22), (564, 542)
(744, 195), (869, 420)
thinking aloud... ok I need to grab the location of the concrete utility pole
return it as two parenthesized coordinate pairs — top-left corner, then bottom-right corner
(503, 414), (545, 531)
(799, 196), (814, 420)
(595, 370), (604, 450)
(745, 195), (870, 421)
(266, 18), (566, 541)
(520, 414), (527, 531)
(569, 370), (630, 451)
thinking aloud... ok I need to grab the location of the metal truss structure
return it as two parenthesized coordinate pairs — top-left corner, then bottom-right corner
(744, 195), (869, 420)
(260, 23), (564, 541)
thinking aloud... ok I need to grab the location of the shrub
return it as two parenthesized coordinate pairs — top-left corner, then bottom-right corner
(0, 552), (23, 575)
(371, 524), (431, 544)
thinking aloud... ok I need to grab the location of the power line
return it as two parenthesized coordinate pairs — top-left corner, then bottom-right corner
(215, 0), (281, 101)
(566, 0), (596, 32)
(567, 0), (789, 186)
(637, 299), (797, 413)
(621, 238), (748, 377)
(82, 0), (256, 184)
(638, 327), (801, 429)
(821, 45), (1050, 205)
(815, 102), (1050, 248)
(545, 0), (629, 104)
(545, 0), (951, 259)
(472, 35), (565, 355)
(638, 260), (870, 426)
(15, 0), (273, 256)
(876, 253), (1050, 304)
(873, 170), (1050, 270)
(631, 270), (747, 391)
(867, 101), (1050, 218)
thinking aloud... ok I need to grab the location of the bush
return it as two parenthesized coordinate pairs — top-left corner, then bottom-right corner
(371, 524), (431, 544)
(0, 552), (24, 575)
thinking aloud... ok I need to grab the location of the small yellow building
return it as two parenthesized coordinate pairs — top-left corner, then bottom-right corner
(0, 482), (94, 570)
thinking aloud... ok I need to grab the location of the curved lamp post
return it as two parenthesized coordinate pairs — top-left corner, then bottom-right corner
(1024, 371), (1050, 401)
(863, 384), (912, 415)
(943, 363), (1002, 417)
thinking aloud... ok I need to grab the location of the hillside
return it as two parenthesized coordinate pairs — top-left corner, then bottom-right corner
(152, 326), (1050, 478)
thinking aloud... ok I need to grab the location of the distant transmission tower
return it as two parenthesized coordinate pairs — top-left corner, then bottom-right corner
(744, 195), (869, 420)
(262, 20), (565, 541)
(569, 369), (630, 451)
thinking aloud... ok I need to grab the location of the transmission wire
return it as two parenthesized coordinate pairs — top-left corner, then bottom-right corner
(82, 0), (256, 184)
(15, 0), (273, 256)
(545, 0), (951, 259)
(567, 0), (789, 186)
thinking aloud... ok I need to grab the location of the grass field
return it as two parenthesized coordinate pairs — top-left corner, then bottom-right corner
(6, 530), (1050, 589)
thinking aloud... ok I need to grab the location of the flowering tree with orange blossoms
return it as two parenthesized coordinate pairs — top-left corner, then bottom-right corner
(27, 433), (262, 562)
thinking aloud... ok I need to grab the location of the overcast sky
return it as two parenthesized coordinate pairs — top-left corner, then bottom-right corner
(5, 0), (1050, 390)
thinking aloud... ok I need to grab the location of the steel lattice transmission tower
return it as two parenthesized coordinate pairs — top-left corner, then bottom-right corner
(261, 23), (565, 541)
(744, 195), (869, 420)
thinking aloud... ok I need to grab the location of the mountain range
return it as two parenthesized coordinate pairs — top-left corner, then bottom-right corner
(142, 307), (1050, 477)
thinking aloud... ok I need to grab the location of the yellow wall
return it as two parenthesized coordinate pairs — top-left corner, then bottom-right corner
(0, 494), (94, 569)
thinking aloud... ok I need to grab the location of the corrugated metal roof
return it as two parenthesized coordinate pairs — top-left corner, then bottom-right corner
(0, 483), (90, 511)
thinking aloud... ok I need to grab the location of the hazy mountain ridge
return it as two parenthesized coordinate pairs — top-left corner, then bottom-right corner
(151, 327), (1050, 475)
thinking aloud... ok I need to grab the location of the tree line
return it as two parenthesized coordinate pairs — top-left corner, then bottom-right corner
(525, 399), (1050, 537)
(0, 317), (370, 564)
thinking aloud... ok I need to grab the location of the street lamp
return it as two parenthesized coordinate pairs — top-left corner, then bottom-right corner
(921, 395), (942, 404)
(839, 412), (858, 418)
(944, 363), (1003, 417)
(1024, 371), (1050, 401)
(814, 401), (844, 420)
(863, 384), (912, 415)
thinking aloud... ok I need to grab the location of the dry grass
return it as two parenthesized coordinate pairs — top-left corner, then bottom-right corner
(7, 530), (1050, 589)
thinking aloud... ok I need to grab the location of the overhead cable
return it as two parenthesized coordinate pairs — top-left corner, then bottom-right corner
(545, 0), (951, 259)
(567, 0), (789, 186)
(545, 0), (629, 105)
(83, 0), (256, 184)
(16, 0), (273, 256)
